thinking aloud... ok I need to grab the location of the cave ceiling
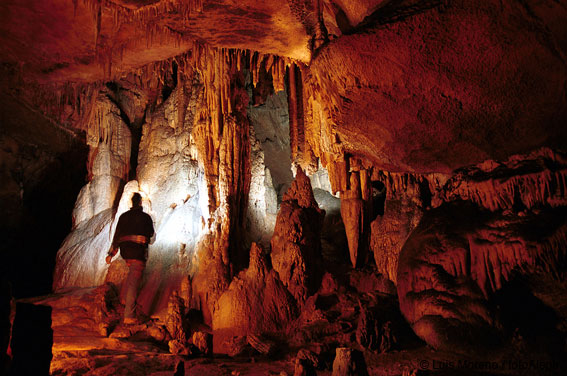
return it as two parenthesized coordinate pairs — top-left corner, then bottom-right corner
(0, 0), (317, 82)
(1, 0), (566, 174)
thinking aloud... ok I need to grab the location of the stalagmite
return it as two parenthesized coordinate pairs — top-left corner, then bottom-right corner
(271, 167), (325, 303)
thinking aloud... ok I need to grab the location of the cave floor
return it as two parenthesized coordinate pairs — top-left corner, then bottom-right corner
(13, 271), (565, 376)
(49, 337), (553, 376)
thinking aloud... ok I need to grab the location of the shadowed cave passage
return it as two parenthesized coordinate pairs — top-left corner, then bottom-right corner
(1, 0), (567, 375)
(0, 92), (88, 299)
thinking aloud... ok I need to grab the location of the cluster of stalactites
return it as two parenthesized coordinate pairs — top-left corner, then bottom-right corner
(95, 24), (188, 81)
(357, 147), (567, 204)
(316, 148), (567, 269)
(23, 80), (102, 129)
(370, 149), (567, 214)
(77, 0), (204, 80)
(80, 0), (204, 43)
(191, 44), (292, 147)
(372, 170), (448, 206)
(436, 149), (567, 212)
(286, 62), (319, 175)
(19, 43), (296, 135)
(470, 224), (567, 297)
(183, 45), (297, 224)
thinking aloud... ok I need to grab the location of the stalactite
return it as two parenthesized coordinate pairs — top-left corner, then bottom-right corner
(288, 63), (299, 166)
(287, 62), (317, 173)
(341, 170), (367, 268)
(270, 57), (286, 93)
(435, 149), (567, 211)
(326, 157), (348, 194)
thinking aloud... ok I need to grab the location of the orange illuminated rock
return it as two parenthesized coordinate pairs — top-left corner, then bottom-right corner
(212, 243), (297, 353)
(332, 347), (369, 376)
(0, 0), (310, 83)
(5, 1), (567, 371)
(340, 170), (368, 268)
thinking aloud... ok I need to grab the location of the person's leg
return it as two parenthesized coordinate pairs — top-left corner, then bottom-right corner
(124, 260), (145, 322)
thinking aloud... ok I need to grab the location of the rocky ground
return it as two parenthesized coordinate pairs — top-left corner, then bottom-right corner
(9, 261), (564, 376)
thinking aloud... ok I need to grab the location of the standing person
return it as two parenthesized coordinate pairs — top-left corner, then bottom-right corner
(106, 193), (154, 324)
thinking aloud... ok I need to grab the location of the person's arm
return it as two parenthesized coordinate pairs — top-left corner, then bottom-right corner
(106, 216), (123, 264)
(146, 214), (156, 245)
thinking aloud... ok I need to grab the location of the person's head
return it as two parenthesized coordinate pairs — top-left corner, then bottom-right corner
(131, 193), (142, 208)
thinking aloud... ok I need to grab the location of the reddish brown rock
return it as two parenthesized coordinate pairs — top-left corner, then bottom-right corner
(370, 198), (423, 283)
(356, 305), (397, 353)
(271, 167), (325, 302)
(306, 0), (567, 174)
(166, 291), (188, 351)
(340, 185), (366, 269)
(0, 0), (311, 84)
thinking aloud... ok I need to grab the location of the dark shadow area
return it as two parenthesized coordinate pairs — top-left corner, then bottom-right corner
(493, 277), (565, 358)
(9, 303), (53, 376)
(0, 92), (88, 299)
(161, 61), (178, 103)
(371, 181), (386, 218)
(347, 0), (446, 34)
(314, 188), (350, 266)
(1, 278), (12, 374)
(10, 147), (87, 298)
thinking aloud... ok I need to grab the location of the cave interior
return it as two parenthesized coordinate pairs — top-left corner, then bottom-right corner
(1, 0), (567, 375)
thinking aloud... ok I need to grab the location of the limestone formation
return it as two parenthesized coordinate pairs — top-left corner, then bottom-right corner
(305, 0), (567, 175)
(247, 333), (277, 356)
(370, 182), (425, 283)
(53, 210), (115, 289)
(53, 92), (131, 289)
(246, 124), (278, 246)
(74, 94), (131, 225)
(271, 167), (325, 302)
(340, 170), (370, 268)
(166, 291), (188, 353)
